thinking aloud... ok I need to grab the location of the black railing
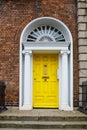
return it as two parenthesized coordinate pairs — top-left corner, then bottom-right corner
(0, 80), (7, 112)
(79, 81), (87, 114)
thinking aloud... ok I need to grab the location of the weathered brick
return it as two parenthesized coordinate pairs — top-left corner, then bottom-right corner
(78, 31), (87, 38)
(79, 61), (87, 68)
(79, 46), (87, 53)
(78, 9), (87, 15)
(78, 16), (87, 22)
(78, 38), (87, 45)
(78, 23), (87, 30)
(79, 54), (87, 60)
(79, 70), (87, 77)
(78, 2), (87, 8)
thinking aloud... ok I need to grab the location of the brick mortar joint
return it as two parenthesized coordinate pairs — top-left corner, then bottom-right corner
(77, 0), (87, 2)
(78, 8), (87, 9)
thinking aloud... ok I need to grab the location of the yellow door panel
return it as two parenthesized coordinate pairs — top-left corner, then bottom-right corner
(33, 54), (59, 108)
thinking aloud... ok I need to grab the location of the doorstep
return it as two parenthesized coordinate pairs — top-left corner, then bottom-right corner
(0, 107), (86, 117)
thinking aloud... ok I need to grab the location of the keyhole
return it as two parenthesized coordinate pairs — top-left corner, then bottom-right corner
(44, 78), (47, 82)
(43, 65), (47, 75)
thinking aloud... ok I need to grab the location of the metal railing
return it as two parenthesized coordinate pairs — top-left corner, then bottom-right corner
(79, 81), (87, 114)
(0, 80), (7, 112)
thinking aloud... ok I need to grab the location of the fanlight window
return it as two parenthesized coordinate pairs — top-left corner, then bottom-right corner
(27, 25), (65, 42)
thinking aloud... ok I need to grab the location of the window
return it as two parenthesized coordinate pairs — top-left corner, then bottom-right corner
(27, 25), (65, 42)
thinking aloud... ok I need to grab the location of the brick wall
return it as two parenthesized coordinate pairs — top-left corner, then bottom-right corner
(77, 0), (87, 107)
(0, 0), (78, 106)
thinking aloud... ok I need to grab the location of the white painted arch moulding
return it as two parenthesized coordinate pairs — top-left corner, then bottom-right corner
(20, 17), (73, 111)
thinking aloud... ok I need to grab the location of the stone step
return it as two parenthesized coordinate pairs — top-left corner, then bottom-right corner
(0, 108), (87, 129)
(0, 120), (87, 129)
(0, 129), (86, 130)
(0, 115), (87, 121)
(0, 128), (86, 130)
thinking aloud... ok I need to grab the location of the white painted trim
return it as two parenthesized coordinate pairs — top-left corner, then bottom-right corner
(60, 50), (70, 110)
(58, 53), (61, 110)
(19, 17), (73, 111)
(23, 42), (70, 51)
(23, 50), (32, 110)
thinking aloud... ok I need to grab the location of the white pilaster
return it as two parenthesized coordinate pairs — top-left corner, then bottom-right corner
(60, 50), (70, 110)
(22, 50), (32, 110)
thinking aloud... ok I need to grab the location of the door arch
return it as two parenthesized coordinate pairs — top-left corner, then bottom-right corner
(19, 17), (73, 110)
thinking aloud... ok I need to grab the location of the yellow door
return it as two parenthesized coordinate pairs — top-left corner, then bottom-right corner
(33, 54), (59, 108)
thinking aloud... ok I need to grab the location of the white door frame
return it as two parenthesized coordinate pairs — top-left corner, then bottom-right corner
(19, 17), (73, 111)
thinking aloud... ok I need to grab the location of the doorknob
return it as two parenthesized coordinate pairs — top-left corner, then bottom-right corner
(42, 76), (49, 82)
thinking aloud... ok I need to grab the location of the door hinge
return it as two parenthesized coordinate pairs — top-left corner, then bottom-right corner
(57, 69), (59, 79)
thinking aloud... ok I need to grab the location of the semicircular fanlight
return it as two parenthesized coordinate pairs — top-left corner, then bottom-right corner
(27, 25), (65, 42)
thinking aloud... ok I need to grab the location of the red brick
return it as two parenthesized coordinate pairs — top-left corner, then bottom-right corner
(0, 0), (78, 106)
